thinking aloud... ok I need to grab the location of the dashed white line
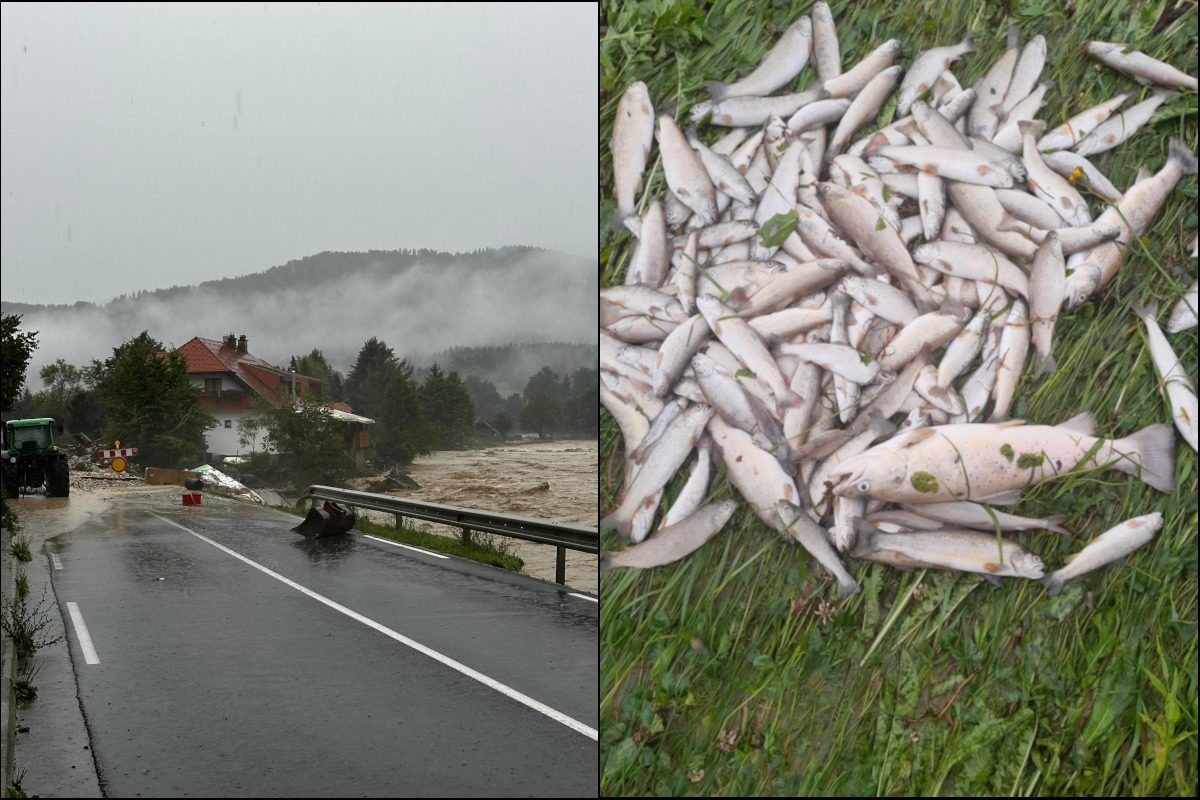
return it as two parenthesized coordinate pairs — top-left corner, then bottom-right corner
(568, 592), (598, 603)
(148, 512), (597, 741)
(362, 534), (450, 559)
(65, 602), (100, 664)
(50, 552), (63, 570)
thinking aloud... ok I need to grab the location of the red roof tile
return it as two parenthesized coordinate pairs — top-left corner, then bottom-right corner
(175, 336), (321, 409)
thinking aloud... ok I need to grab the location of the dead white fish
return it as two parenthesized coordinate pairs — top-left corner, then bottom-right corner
(658, 438), (714, 530)
(852, 527), (1046, 583)
(969, 25), (1021, 139)
(1028, 232), (1065, 376)
(652, 315), (712, 398)
(696, 294), (793, 408)
(794, 204), (877, 276)
(912, 241), (1030, 299)
(823, 39), (902, 98)
(601, 403), (714, 541)
(748, 306), (835, 343)
(1087, 42), (1198, 91)
(1166, 280), (1198, 333)
(624, 200), (671, 287)
(991, 79), (1053, 152)
(611, 81), (655, 230)
(1073, 89), (1174, 157)
(779, 341), (879, 384)
(1064, 138), (1197, 307)
(776, 500), (860, 597)
(828, 66), (905, 159)
(690, 87), (826, 128)
(1000, 35), (1047, 118)
(995, 188), (1069, 230)
(1133, 301), (1198, 452)
(1020, 121), (1092, 226)
(709, 416), (802, 524)
(691, 352), (788, 460)
(657, 115), (718, 226)
(829, 412), (1176, 503)
(915, 363), (966, 415)
(788, 97), (852, 134)
(738, 259), (847, 317)
(603, 499), (738, 571)
(1037, 93), (1130, 152)
(1040, 150), (1123, 203)
(705, 17), (813, 101)
(628, 397), (688, 465)
(839, 275), (920, 326)
(1020, 220), (1120, 255)
(936, 309), (990, 388)
(810, 2), (841, 84)
(876, 145), (1016, 188)
(897, 35), (976, 118)
(877, 307), (968, 371)
(686, 132), (758, 206)
(601, 285), (687, 327)
(1042, 512), (1163, 596)
(990, 300), (1029, 421)
(904, 501), (1070, 534)
(946, 181), (1039, 260)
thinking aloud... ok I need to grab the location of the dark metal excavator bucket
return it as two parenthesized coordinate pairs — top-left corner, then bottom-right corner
(292, 501), (357, 538)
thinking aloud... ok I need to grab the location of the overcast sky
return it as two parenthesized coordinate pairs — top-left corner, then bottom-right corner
(1, 2), (597, 305)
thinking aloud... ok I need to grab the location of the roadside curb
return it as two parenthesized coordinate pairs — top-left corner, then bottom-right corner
(2, 518), (16, 793)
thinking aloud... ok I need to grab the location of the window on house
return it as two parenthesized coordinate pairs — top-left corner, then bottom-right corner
(205, 378), (221, 394)
(225, 420), (232, 428)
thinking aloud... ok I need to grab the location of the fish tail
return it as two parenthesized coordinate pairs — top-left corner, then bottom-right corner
(960, 33), (977, 53)
(703, 80), (729, 102)
(837, 573), (862, 598)
(1168, 138), (1198, 177)
(1006, 25), (1021, 49)
(1041, 573), (1064, 596)
(1131, 299), (1159, 321)
(1034, 352), (1057, 377)
(600, 507), (631, 540)
(1043, 514), (1071, 535)
(1113, 422), (1175, 493)
(599, 552), (617, 573)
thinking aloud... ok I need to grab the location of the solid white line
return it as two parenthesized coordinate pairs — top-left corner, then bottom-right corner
(148, 512), (596, 741)
(65, 602), (100, 664)
(568, 592), (598, 603)
(50, 552), (63, 570)
(363, 534), (450, 559)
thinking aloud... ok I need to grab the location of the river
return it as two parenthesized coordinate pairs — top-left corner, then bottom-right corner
(371, 439), (597, 593)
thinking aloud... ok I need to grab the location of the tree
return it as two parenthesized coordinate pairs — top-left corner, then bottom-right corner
(492, 412), (512, 439)
(93, 332), (215, 467)
(375, 360), (434, 465)
(421, 364), (475, 449)
(524, 366), (563, 404)
(289, 349), (345, 401)
(262, 403), (355, 488)
(345, 338), (397, 418)
(520, 394), (561, 439)
(1, 314), (38, 412)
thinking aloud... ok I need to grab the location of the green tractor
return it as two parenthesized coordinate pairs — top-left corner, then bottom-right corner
(2, 418), (70, 498)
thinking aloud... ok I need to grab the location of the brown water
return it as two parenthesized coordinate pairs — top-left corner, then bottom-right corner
(375, 440), (598, 593)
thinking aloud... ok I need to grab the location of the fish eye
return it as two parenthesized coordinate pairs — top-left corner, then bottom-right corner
(857, 480), (871, 494)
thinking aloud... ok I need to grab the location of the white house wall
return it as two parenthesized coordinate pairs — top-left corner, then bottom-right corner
(205, 409), (273, 457)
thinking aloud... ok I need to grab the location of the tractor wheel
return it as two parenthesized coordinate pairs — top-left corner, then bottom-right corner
(1, 461), (19, 500)
(47, 458), (70, 498)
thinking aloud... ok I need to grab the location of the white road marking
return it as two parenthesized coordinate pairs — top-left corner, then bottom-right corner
(65, 602), (100, 664)
(362, 534), (450, 559)
(149, 512), (597, 741)
(568, 592), (598, 603)
(50, 552), (63, 570)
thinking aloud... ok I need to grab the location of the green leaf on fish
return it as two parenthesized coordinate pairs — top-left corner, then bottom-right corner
(911, 471), (939, 493)
(1017, 452), (1044, 469)
(735, 368), (757, 379)
(757, 210), (798, 248)
(881, 185), (892, 203)
(1000, 443), (1014, 463)
(875, 216), (887, 231)
(859, 350), (873, 365)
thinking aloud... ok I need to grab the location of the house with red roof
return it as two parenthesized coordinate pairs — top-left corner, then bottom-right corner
(175, 333), (373, 460)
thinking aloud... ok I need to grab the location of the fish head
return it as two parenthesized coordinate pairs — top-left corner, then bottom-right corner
(828, 449), (908, 498)
(1010, 550), (1046, 580)
(1063, 265), (1101, 309)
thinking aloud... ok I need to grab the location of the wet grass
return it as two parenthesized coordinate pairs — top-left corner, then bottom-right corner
(600, 0), (1197, 795)
(272, 505), (525, 572)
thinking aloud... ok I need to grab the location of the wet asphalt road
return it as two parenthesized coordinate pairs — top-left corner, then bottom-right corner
(47, 492), (597, 797)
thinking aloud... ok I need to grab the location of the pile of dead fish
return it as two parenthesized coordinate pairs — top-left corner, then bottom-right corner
(601, 3), (1197, 598)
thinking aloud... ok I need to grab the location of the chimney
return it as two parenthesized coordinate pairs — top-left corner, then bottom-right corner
(224, 333), (236, 348)
(237, 335), (248, 353)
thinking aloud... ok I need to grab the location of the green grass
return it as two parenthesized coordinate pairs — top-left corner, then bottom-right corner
(600, 0), (1197, 795)
(273, 505), (525, 572)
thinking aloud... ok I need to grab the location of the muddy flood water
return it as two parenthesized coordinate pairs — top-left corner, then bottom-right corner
(364, 439), (597, 594)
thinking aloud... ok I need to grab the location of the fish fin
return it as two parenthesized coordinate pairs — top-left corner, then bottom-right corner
(1057, 411), (1096, 436)
(1034, 353), (1057, 377)
(1041, 573), (1064, 596)
(1006, 25), (1021, 49)
(960, 33), (976, 53)
(1131, 300), (1159, 321)
(1044, 514), (1072, 535)
(979, 489), (1023, 506)
(838, 575), (862, 598)
(703, 80), (729, 102)
(897, 427), (937, 447)
(1168, 137), (1198, 177)
(1113, 423), (1175, 493)
(983, 574), (1002, 587)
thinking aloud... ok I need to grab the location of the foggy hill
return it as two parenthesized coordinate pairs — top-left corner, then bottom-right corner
(2, 246), (597, 390)
(420, 342), (594, 396)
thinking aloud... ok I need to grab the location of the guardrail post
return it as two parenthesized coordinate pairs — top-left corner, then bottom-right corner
(394, 513), (402, 530)
(556, 546), (565, 585)
(461, 527), (472, 546)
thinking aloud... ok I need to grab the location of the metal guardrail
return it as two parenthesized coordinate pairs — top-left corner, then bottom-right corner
(299, 485), (598, 586)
